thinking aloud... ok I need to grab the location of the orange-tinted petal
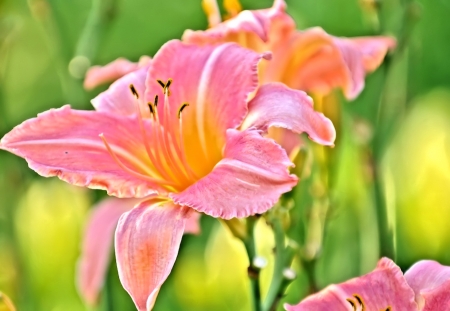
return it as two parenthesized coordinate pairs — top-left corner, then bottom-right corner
(77, 197), (139, 305)
(183, 0), (295, 53)
(115, 200), (187, 310)
(0, 106), (167, 197)
(241, 82), (336, 146)
(265, 27), (395, 100)
(171, 129), (297, 219)
(352, 36), (396, 72)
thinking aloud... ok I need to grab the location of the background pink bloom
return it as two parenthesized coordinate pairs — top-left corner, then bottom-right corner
(183, 0), (396, 100)
(285, 258), (450, 311)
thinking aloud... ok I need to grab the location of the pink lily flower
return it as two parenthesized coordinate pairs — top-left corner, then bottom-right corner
(285, 257), (450, 311)
(0, 40), (336, 310)
(183, 0), (396, 101)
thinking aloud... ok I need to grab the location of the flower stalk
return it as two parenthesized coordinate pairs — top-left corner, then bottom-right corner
(243, 216), (263, 311)
(263, 217), (296, 311)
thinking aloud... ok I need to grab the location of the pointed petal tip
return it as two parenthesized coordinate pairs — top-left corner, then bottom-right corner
(242, 82), (337, 147)
(115, 200), (187, 310)
(146, 288), (160, 311)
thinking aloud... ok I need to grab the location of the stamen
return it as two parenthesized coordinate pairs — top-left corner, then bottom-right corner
(157, 79), (165, 89)
(353, 294), (365, 311)
(159, 90), (191, 183)
(156, 78), (173, 96)
(148, 102), (154, 115)
(165, 78), (172, 89)
(129, 84), (139, 99)
(346, 298), (357, 311)
(154, 95), (159, 107)
(175, 103), (199, 181)
(177, 103), (189, 119)
(99, 134), (177, 188)
(129, 87), (173, 182)
(385, 308), (392, 311)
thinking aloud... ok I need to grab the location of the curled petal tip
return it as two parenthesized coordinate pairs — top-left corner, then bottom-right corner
(262, 51), (273, 60)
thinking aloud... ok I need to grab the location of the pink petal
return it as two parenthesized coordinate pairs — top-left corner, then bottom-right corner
(77, 197), (139, 305)
(265, 28), (395, 100)
(171, 129), (298, 219)
(184, 210), (201, 235)
(91, 63), (151, 116)
(84, 57), (150, 90)
(285, 258), (418, 311)
(0, 106), (166, 198)
(405, 260), (450, 311)
(115, 199), (188, 311)
(267, 127), (304, 159)
(145, 40), (269, 176)
(352, 36), (396, 72)
(183, 0), (295, 50)
(241, 82), (336, 146)
(264, 27), (365, 100)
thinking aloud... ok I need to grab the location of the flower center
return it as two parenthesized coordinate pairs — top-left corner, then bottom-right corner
(100, 79), (200, 192)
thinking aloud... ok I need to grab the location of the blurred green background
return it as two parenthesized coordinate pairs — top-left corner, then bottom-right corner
(1, 0), (450, 310)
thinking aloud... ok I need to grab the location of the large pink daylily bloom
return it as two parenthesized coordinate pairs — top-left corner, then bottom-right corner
(0, 40), (335, 310)
(183, 0), (396, 101)
(285, 257), (450, 311)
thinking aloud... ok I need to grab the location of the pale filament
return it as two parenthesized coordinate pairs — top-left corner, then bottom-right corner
(148, 99), (177, 182)
(176, 109), (199, 181)
(159, 89), (193, 184)
(148, 98), (187, 186)
(124, 80), (202, 189)
(99, 133), (178, 190)
(129, 85), (173, 182)
(155, 79), (199, 184)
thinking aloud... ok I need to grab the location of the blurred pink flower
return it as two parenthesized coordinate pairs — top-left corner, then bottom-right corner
(84, 56), (151, 90)
(184, 0), (396, 100)
(285, 258), (450, 311)
(1, 40), (335, 310)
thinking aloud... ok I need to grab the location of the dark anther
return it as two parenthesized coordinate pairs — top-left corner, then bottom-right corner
(165, 78), (172, 89)
(129, 84), (139, 99)
(148, 103), (154, 115)
(154, 95), (159, 107)
(177, 103), (189, 118)
(157, 79), (165, 89)
(156, 78), (173, 95)
(346, 299), (357, 311)
(354, 294), (365, 310)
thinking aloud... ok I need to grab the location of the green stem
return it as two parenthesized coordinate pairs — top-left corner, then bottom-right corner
(243, 216), (262, 311)
(302, 258), (318, 295)
(75, 0), (116, 61)
(372, 0), (419, 261)
(263, 219), (294, 311)
(103, 258), (115, 311)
